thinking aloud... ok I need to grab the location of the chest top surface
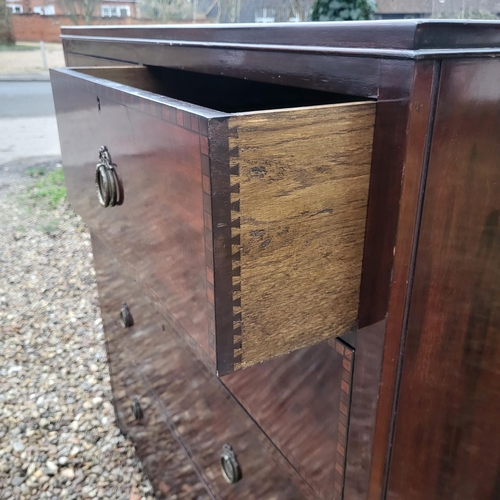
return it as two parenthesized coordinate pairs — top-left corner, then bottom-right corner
(61, 20), (500, 58)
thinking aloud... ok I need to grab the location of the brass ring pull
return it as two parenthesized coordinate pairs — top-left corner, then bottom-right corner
(95, 146), (121, 207)
(220, 444), (241, 484)
(120, 302), (133, 328)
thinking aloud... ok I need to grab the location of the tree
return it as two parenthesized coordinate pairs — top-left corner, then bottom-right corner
(311, 0), (375, 21)
(0, 0), (15, 44)
(57, 0), (101, 25)
(256, 0), (314, 22)
(288, 0), (313, 21)
(139, 0), (192, 21)
(213, 0), (314, 23)
(213, 0), (244, 23)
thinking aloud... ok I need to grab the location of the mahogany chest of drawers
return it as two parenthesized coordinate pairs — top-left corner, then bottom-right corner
(51, 21), (500, 500)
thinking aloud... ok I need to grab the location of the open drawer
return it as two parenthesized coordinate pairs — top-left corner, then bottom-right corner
(51, 66), (375, 375)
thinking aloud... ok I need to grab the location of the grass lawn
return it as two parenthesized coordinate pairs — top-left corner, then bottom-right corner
(27, 166), (66, 209)
(0, 43), (39, 52)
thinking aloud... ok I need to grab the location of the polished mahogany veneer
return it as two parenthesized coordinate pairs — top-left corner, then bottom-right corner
(386, 59), (500, 500)
(52, 65), (375, 375)
(52, 20), (500, 500)
(92, 232), (317, 499)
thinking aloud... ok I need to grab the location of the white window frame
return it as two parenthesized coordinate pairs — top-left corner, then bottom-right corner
(7, 4), (23, 13)
(101, 5), (131, 17)
(33, 5), (55, 15)
(255, 8), (275, 23)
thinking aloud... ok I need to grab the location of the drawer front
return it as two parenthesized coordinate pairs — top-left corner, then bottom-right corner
(222, 339), (356, 500)
(92, 233), (315, 500)
(51, 68), (216, 369)
(109, 344), (210, 499)
(52, 67), (375, 375)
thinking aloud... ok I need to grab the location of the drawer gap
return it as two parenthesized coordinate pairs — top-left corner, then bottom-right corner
(75, 65), (370, 114)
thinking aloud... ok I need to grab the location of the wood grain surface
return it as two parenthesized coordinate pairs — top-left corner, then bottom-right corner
(343, 320), (386, 500)
(57, 24), (500, 500)
(91, 234), (211, 499)
(223, 337), (356, 500)
(92, 233), (315, 500)
(222, 341), (344, 499)
(60, 21), (500, 52)
(61, 22), (500, 115)
(228, 102), (375, 369)
(53, 67), (375, 374)
(386, 58), (500, 500)
(366, 59), (438, 500)
(51, 68), (219, 372)
(75, 66), (167, 95)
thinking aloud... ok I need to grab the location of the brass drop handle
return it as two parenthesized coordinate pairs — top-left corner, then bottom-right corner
(131, 397), (143, 421)
(95, 146), (121, 207)
(220, 444), (241, 484)
(120, 303), (133, 328)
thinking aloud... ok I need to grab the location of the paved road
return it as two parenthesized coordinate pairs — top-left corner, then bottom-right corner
(0, 80), (60, 165)
(0, 81), (56, 118)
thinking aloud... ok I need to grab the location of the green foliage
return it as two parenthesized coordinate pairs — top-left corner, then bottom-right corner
(7, 166), (69, 237)
(26, 167), (47, 177)
(311, 0), (376, 21)
(27, 168), (67, 209)
(0, 43), (37, 51)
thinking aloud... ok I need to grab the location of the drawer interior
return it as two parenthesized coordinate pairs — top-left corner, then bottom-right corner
(75, 66), (367, 113)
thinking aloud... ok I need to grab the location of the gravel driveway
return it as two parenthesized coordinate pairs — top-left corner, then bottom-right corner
(0, 159), (154, 499)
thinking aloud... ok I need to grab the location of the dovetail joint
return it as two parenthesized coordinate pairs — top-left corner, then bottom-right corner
(230, 129), (242, 368)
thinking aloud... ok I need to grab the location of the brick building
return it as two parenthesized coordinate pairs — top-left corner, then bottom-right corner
(7, 0), (139, 18)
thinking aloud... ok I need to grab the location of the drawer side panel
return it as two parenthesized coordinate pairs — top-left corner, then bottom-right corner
(228, 102), (375, 369)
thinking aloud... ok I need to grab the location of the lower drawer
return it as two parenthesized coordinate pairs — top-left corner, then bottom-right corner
(109, 345), (209, 499)
(92, 233), (314, 500)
